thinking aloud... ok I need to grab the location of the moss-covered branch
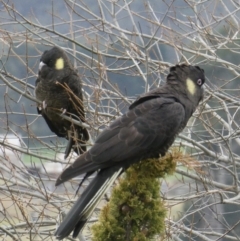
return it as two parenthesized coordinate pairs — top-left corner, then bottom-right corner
(92, 151), (180, 241)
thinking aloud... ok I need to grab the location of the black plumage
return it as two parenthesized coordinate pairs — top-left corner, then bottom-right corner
(35, 47), (89, 158)
(54, 64), (205, 239)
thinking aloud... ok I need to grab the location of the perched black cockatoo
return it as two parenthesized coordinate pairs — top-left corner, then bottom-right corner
(54, 64), (205, 239)
(35, 47), (89, 158)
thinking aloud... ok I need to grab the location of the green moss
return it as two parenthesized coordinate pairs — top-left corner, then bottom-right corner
(92, 152), (177, 241)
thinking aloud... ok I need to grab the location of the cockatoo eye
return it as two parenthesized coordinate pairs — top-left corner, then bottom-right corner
(197, 79), (202, 86)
